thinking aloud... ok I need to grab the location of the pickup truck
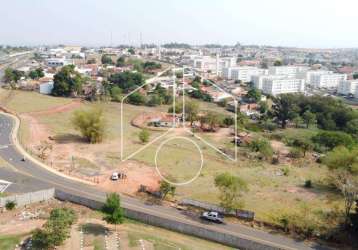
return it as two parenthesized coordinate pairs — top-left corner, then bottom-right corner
(200, 211), (224, 223)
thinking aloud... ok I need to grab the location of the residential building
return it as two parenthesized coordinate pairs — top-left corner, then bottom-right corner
(337, 80), (358, 95)
(261, 78), (305, 96)
(310, 73), (347, 88)
(303, 70), (331, 85)
(252, 75), (288, 89)
(268, 66), (308, 77)
(46, 58), (73, 67)
(223, 67), (268, 82)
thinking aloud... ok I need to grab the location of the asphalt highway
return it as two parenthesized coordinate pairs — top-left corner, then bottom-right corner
(0, 113), (328, 250)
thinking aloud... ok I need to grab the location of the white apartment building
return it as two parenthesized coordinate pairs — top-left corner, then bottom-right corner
(304, 70), (332, 84)
(310, 73), (347, 89)
(261, 78), (305, 96)
(252, 75), (289, 89)
(189, 56), (236, 74)
(223, 66), (268, 82)
(355, 87), (358, 98)
(337, 80), (358, 95)
(268, 66), (308, 77)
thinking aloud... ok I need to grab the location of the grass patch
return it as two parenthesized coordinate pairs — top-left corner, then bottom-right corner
(124, 219), (233, 250)
(1, 90), (72, 114)
(0, 235), (23, 250)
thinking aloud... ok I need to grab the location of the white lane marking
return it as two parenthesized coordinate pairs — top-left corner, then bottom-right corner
(0, 180), (12, 193)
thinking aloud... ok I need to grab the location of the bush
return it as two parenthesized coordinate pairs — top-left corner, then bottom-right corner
(304, 180), (312, 188)
(261, 120), (277, 131)
(312, 131), (355, 150)
(139, 129), (150, 143)
(72, 107), (106, 143)
(281, 167), (290, 176)
(127, 92), (146, 105)
(289, 147), (303, 159)
(248, 138), (273, 160)
(5, 200), (16, 210)
(32, 208), (77, 249)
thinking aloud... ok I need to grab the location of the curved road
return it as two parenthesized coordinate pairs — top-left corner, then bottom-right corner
(0, 113), (327, 250)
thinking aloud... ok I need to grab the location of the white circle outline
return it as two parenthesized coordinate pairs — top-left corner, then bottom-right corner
(155, 136), (204, 186)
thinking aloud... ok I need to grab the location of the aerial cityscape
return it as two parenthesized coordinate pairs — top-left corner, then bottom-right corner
(0, 1), (358, 250)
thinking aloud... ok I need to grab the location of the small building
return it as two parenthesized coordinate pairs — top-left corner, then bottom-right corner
(39, 81), (54, 95)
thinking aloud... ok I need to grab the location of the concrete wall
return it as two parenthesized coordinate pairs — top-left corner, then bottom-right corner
(0, 188), (55, 208)
(54, 190), (284, 250)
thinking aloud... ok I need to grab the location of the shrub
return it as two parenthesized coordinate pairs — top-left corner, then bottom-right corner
(261, 120), (277, 131)
(139, 129), (150, 143)
(312, 131), (354, 150)
(304, 180), (312, 188)
(127, 92), (146, 105)
(32, 208), (77, 249)
(5, 200), (16, 210)
(281, 167), (290, 176)
(248, 138), (273, 159)
(289, 147), (303, 159)
(72, 107), (106, 143)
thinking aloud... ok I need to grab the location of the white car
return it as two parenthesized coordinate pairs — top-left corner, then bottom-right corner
(201, 211), (224, 223)
(111, 172), (119, 181)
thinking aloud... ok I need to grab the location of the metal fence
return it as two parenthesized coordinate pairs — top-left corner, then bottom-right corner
(0, 188), (55, 208)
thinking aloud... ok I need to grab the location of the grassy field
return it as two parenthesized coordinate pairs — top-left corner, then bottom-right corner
(0, 90), (344, 229)
(0, 234), (23, 250)
(0, 90), (72, 114)
(121, 219), (234, 250)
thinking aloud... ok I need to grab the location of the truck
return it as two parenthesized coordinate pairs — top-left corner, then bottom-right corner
(200, 211), (224, 223)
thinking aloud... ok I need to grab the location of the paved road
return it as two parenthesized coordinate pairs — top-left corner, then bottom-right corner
(0, 53), (33, 85)
(0, 114), (329, 250)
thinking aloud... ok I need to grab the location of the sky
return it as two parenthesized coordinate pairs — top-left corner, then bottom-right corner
(1, 0), (358, 48)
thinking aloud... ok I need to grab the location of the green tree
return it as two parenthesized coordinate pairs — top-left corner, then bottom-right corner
(323, 146), (358, 225)
(312, 131), (354, 150)
(108, 71), (144, 93)
(116, 56), (126, 67)
(102, 193), (124, 227)
(72, 107), (106, 143)
(258, 101), (269, 114)
(292, 138), (313, 157)
(32, 208), (77, 249)
(272, 94), (299, 129)
(159, 181), (176, 200)
(274, 60), (283, 66)
(302, 110), (316, 128)
(292, 115), (303, 128)
(204, 111), (223, 131)
(346, 119), (358, 136)
(139, 129), (150, 143)
(101, 54), (114, 65)
(110, 86), (123, 102)
(246, 88), (262, 102)
(128, 48), (135, 55)
(185, 101), (199, 126)
(214, 172), (248, 211)
(3, 68), (23, 84)
(52, 65), (83, 97)
(146, 94), (163, 107)
(248, 138), (273, 159)
(236, 112), (249, 130)
(127, 92), (146, 105)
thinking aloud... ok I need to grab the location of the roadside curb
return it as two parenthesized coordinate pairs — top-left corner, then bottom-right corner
(0, 111), (95, 186)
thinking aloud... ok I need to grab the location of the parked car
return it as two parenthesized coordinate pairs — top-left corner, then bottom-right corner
(200, 211), (224, 223)
(111, 172), (119, 181)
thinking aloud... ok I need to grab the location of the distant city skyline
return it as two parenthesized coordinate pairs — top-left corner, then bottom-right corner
(1, 0), (358, 48)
